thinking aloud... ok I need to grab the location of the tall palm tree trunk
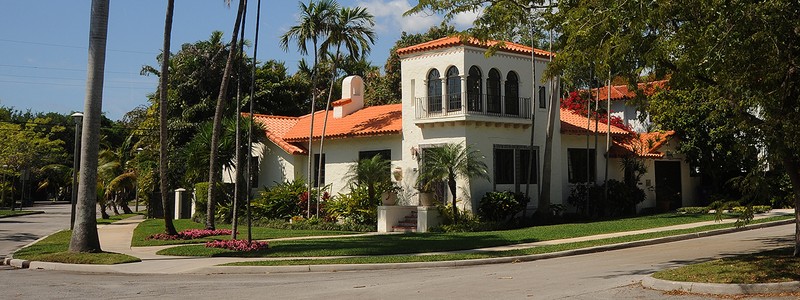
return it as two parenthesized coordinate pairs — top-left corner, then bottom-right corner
(69, 0), (109, 253)
(232, 4), (248, 239)
(159, 0), (178, 236)
(316, 46), (342, 216)
(306, 40), (319, 219)
(207, 0), (246, 230)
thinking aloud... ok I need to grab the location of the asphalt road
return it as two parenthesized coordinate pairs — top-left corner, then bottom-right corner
(1, 222), (795, 299)
(0, 202), (71, 258)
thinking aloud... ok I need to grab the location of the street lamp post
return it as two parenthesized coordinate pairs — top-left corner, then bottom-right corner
(70, 112), (83, 230)
(135, 147), (143, 214)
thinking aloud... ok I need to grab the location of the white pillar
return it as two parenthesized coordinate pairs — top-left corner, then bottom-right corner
(174, 188), (186, 220)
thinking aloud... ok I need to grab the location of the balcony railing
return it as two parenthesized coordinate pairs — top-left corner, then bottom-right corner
(415, 93), (532, 120)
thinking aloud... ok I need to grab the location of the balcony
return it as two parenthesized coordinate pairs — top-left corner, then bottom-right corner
(414, 93), (532, 127)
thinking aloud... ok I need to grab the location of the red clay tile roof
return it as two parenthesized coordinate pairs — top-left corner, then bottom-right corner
(284, 104), (402, 142)
(609, 131), (676, 158)
(560, 108), (630, 136)
(397, 36), (553, 58)
(252, 104), (402, 155)
(593, 80), (668, 101)
(250, 114), (306, 155)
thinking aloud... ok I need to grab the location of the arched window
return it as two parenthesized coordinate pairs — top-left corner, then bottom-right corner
(467, 66), (482, 112)
(505, 71), (519, 116)
(427, 69), (442, 113)
(446, 66), (461, 111)
(487, 69), (501, 114)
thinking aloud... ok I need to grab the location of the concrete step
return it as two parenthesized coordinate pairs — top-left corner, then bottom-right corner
(391, 225), (417, 233)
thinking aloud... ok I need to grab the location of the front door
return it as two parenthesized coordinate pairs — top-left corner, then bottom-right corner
(655, 161), (682, 211)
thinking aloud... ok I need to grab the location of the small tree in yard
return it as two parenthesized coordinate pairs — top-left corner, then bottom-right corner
(345, 154), (391, 204)
(418, 143), (488, 224)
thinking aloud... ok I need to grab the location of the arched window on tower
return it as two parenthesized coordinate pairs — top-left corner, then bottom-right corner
(467, 66), (482, 112)
(487, 69), (501, 114)
(505, 71), (519, 116)
(427, 69), (442, 113)
(446, 66), (461, 111)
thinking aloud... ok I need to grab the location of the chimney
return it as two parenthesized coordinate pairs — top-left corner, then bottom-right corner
(333, 75), (364, 119)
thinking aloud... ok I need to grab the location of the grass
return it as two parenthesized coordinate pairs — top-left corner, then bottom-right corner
(96, 213), (141, 225)
(131, 219), (359, 247)
(0, 210), (43, 217)
(12, 230), (140, 264)
(157, 213), (784, 258)
(653, 246), (800, 284)
(222, 216), (793, 266)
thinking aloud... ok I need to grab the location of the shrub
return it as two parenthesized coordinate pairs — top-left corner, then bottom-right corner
(677, 206), (710, 214)
(147, 229), (233, 240)
(326, 184), (379, 225)
(252, 218), (375, 232)
(478, 191), (529, 221)
(205, 240), (269, 251)
(251, 180), (306, 220)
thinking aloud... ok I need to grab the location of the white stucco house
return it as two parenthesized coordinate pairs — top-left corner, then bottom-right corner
(248, 37), (700, 215)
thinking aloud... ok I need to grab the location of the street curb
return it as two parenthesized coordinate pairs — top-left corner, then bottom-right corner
(202, 218), (795, 275)
(641, 276), (800, 295)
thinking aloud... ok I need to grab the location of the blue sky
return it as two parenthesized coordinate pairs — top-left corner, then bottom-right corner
(0, 1), (478, 120)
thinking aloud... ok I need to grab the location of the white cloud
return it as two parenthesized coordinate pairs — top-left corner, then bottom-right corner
(451, 7), (483, 30)
(356, 0), (441, 33)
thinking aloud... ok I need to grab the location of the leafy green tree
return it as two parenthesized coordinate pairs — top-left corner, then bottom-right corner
(547, 0), (800, 255)
(418, 143), (488, 224)
(0, 119), (67, 207)
(252, 60), (311, 116)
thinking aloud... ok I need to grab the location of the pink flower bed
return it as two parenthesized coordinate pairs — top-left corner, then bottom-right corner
(205, 240), (269, 252)
(147, 229), (234, 240)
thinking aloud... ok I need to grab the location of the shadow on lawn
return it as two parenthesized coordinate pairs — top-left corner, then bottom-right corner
(213, 233), (524, 258)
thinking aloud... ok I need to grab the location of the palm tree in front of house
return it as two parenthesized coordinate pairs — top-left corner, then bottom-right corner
(418, 143), (489, 224)
(206, 0), (247, 230)
(316, 5), (375, 213)
(158, 0), (178, 236)
(346, 154), (392, 205)
(280, 0), (337, 218)
(69, 0), (109, 253)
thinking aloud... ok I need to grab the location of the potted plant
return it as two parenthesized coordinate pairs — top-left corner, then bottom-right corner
(380, 183), (401, 206)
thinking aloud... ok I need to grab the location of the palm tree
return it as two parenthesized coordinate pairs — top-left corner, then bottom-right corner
(280, 0), (336, 218)
(69, 0), (109, 253)
(316, 5), (375, 213)
(159, 0), (178, 235)
(345, 154), (391, 204)
(207, 0), (247, 230)
(418, 143), (488, 224)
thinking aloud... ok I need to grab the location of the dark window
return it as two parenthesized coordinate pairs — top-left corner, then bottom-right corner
(313, 153), (326, 187)
(519, 149), (538, 184)
(538, 86), (546, 109)
(446, 66), (461, 111)
(568, 148), (596, 183)
(494, 146), (538, 185)
(427, 69), (442, 113)
(487, 69), (501, 114)
(494, 148), (515, 184)
(467, 66), (482, 112)
(505, 71), (519, 115)
(358, 149), (391, 161)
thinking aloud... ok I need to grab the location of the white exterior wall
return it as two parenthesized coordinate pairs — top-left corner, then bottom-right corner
(610, 100), (651, 133)
(559, 134), (612, 209)
(256, 142), (299, 188)
(309, 135), (403, 197)
(399, 45), (560, 213)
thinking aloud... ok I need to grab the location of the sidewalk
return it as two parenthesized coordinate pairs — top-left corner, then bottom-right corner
(9, 209), (796, 274)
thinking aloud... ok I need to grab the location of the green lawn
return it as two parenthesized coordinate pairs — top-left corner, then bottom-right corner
(96, 213), (141, 225)
(653, 246), (800, 284)
(0, 210), (43, 218)
(223, 216), (793, 266)
(12, 230), (140, 264)
(131, 219), (359, 247)
(158, 213), (780, 258)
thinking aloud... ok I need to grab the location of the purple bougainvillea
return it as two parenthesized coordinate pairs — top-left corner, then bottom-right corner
(205, 240), (269, 252)
(147, 229), (234, 240)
